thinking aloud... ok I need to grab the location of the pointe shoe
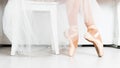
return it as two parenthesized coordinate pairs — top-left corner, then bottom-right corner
(84, 25), (103, 57)
(64, 26), (79, 57)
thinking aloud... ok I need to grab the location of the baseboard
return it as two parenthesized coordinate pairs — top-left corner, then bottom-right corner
(80, 44), (114, 47)
(0, 44), (11, 47)
(0, 44), (114, 47)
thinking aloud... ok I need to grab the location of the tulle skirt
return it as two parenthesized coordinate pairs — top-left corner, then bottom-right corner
(3, 0), (105, 55)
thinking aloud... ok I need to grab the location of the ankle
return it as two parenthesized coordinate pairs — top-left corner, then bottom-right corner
(87, 28), (98, 36)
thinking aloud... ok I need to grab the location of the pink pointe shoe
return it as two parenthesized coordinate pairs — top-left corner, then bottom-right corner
(64, 26), (79, 57)
(84, 25), (104, 57)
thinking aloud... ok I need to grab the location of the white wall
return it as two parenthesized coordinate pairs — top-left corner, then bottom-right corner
(0, 0), (116, 45)
(0, 0), (10, 44)
(0, 0), (3, 43)
(114, 0), (120, 45)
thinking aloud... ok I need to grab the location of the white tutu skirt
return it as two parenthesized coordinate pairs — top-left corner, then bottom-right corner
(3, 0), (105, 55)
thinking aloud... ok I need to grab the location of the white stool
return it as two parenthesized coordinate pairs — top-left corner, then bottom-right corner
(11, 0), (59, 55)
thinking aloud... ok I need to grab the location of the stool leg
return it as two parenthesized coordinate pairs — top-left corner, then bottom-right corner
(50, 7), (59, 54)
(11, 44), (17, 55)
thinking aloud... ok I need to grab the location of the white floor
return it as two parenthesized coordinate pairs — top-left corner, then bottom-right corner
(0, 46), (120, 68)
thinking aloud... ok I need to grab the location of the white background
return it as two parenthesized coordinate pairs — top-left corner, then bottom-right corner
(0, 0), (116, 45)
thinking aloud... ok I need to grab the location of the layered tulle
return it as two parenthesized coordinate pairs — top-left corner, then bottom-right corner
(3, 0), (105, 55)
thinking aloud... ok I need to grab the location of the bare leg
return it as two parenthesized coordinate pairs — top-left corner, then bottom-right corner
(82, 0), (103, 57)
(65, 0), (80, 57)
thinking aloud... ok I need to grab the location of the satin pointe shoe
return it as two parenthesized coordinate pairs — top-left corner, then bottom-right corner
(64, 26), (79, 57)
(84, 25), (103, 57)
